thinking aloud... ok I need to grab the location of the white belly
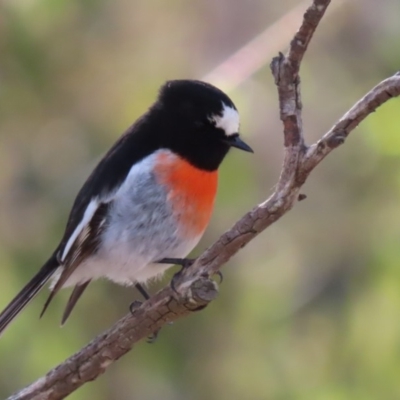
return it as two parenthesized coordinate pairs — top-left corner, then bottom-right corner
(61, 233), (201, 287)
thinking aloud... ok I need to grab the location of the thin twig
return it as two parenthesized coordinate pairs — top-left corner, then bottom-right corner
(302, 73), (400, 172)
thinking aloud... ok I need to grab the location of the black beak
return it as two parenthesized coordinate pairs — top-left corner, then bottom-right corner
(224, 134), (254, 153)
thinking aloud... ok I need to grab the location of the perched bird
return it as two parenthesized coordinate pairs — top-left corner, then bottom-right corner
(0, 79), (253, 336)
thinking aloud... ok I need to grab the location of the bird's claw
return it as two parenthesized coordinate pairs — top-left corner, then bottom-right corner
(156, 257), (195, 293)
(213, 271), (223, 284)
(129, 300), (143, 314)
(147, 329), (160, 343)
(169, 258), (196, 293)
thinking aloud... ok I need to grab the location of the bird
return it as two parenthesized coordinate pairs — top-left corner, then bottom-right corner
(0, 79), (253, 336)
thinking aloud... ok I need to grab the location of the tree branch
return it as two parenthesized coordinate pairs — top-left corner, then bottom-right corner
(8, 1), (400, 399)
(303, 72), (400, 172)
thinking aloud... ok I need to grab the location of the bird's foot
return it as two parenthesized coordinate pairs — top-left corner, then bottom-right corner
(157, 258), (223, 291)
(158, 257), (195, 293)
(129, 299), (143, 314)
(129, 283), (151, 314)
(129, 283), (159, 343)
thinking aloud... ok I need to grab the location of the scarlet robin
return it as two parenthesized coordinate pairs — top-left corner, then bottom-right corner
(0, 79), (253, 335)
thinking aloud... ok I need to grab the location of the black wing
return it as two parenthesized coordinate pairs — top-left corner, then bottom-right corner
(0, 104), (160, 334)
(41, 202), (111, 319)
(57, 113), (156, 261)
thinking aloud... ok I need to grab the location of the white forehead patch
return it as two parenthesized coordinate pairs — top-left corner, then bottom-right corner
(210, 102), (240, 136)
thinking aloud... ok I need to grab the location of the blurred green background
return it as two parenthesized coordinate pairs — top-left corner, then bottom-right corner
(1, 0), (400, 399)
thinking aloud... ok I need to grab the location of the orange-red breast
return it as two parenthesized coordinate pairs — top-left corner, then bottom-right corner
(0, 79), (253, 336)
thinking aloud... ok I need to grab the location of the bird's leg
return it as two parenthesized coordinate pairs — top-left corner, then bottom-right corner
(157, 258), (195, 267)
(135, 282), (151, 301)
(157, 258), (196, 292)
(129, 283), (150, 313)
(129, 283), (159, 343)
(158, 258), (223, 290)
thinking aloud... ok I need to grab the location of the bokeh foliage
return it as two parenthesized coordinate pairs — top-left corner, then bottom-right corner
(1, 0), (400, 399)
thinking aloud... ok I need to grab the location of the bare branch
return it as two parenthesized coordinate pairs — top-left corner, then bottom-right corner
(270, 0), (330, 149)
(8, 278), (218, 400)
(302, 73), (400, 173)
(8, 1), (400, 400)
(287, 0), (331, 72)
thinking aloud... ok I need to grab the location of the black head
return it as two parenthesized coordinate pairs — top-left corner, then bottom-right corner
(149, 80), (253, 171)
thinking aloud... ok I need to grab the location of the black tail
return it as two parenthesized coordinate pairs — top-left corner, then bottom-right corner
(0, 256), (58, 336)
